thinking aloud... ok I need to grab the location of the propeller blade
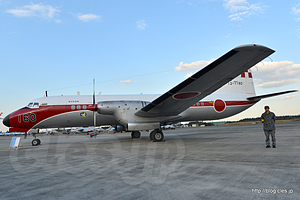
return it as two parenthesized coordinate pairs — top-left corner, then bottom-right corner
(93, 79), (95, 106)
(93, 79), (97, 135)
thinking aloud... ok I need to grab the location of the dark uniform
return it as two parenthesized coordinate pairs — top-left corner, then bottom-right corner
(261, 110), (276, 147)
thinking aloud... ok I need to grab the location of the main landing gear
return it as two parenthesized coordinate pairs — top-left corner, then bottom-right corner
(131, 131), (141, 139)
(149, 129), (164, 142)
(131, 129), (165, 142)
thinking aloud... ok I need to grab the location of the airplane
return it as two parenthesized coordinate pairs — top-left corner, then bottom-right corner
(2, 44), (297, 146)
(161, 125), (176, 130)
(71, 127), (94, 135)
(0, 130), (25, 136)
(41, 129), (59, 135)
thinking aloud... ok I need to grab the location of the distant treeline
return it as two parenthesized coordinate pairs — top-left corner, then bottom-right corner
(239, 115), (300, 122)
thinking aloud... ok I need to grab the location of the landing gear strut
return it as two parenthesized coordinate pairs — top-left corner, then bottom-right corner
(131, 131), (141, 139)
(149, 129), (164, 142)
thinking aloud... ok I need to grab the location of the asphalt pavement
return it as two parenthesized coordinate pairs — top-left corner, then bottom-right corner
(0, 122), (299, 200)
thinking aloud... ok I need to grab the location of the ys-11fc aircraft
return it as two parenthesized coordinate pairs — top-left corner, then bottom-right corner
(2, 45), (297, 145)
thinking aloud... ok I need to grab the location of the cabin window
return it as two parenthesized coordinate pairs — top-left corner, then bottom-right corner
(77, 105), (81, 109)
(83, 105), (86, 109)
(71, 105), (75, 110)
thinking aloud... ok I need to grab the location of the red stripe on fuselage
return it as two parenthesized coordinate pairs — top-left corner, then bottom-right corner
(191, 100), (258, 107)
(9, 100), (258, 130)
(9, 104), (94, 129)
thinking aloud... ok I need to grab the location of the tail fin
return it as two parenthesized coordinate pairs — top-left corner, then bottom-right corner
(217, 70), (256, 97)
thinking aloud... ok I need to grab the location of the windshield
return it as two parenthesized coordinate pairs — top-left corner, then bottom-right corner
(27, 102), (33, 108)
(27, 102), (39, 108)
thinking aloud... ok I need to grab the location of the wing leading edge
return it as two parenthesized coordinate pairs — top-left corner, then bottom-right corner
(135, 44), (275, 118)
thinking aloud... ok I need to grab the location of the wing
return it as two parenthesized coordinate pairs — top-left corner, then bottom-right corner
(135, 44), (275, 117)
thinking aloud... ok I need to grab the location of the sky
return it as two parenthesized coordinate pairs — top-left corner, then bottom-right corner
(1, 0), (300, 131)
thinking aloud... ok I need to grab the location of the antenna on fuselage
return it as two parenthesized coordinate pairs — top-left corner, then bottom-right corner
(45, 91), (48, 97)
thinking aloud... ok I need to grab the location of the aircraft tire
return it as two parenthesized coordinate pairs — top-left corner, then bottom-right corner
(37, 139), (41, 145)
(153, 131), (164, 142)
(149, 130), (155, 141)
(131, 131), (141, 138)
(32, 139), (39, 146)
(150, 130), (164, 142)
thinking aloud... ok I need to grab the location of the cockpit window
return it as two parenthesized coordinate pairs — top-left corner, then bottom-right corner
(27, 103), (33, 108)
(33, 103), (39, 108)
(27, 102), (39, 108)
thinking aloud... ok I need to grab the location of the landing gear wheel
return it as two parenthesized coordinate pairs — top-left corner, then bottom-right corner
(32, 139), (38, 146)
(32, 138), (41, 146)
(150, 131), (155, 141)
(150, 130), (164, 142)
(131, 131), (141, 138)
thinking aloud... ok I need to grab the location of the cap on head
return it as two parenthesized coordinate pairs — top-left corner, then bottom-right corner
(264, 106), (270, 109)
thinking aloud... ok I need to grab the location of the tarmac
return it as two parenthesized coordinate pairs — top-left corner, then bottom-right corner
(0, 122), (299, 200)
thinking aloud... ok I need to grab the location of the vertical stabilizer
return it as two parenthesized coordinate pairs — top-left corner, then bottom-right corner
(214, 70), (256, 98)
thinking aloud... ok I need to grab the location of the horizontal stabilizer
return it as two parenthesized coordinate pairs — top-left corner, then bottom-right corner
(247, 90), (298, 101)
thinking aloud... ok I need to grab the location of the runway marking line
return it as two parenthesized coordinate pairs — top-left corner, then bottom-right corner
(293, 146), (300, 148)
(142, 149), (153, 151)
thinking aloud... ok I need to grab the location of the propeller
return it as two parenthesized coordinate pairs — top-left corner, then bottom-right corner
(93, 79), (97, 136)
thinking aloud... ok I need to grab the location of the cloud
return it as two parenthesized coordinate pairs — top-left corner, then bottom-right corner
(184, 72), (196, 78)
(280, 93), (300, 100)
(137, 19), (147, 30)
(119, 80), (131, 84)
(175, 60), (213, 71)
(6, 3), (60, 20)
(252, 61), (300, 88)
(258, 79), (299, 88)
(225, 33), (231, 38)
(292, 4), (300, 20)
(223, 0), (263, 21)
(254, 61), (300, 79)
(78, 13), (101, 22)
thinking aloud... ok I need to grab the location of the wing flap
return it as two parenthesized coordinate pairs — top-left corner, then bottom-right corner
(136, 44), (275, 118)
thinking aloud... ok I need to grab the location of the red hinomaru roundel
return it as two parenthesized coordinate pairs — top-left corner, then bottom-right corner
(173, 92), (200, 100)
(214, 99), (226, 113)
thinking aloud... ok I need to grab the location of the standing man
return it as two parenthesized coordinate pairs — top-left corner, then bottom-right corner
(261, 106), (276, 148)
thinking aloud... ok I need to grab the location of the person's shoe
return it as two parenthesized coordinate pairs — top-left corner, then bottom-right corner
(273, 145), (276, 148)
(266, 145), (271, 148)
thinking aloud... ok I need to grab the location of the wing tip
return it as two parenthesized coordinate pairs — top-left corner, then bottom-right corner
(234, 44), (275, 53)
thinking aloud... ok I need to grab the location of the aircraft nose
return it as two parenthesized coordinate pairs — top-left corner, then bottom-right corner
(3, 114), (10, 127)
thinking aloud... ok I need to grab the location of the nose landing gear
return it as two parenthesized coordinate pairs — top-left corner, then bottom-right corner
(32, 138), (41, 146)
(31, 133), (41, 146)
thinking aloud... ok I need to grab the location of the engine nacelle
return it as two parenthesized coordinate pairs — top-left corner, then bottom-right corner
(97, 101), (150, 115)
(97, 101), (120, 115)
(97, 100), (164, 131)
